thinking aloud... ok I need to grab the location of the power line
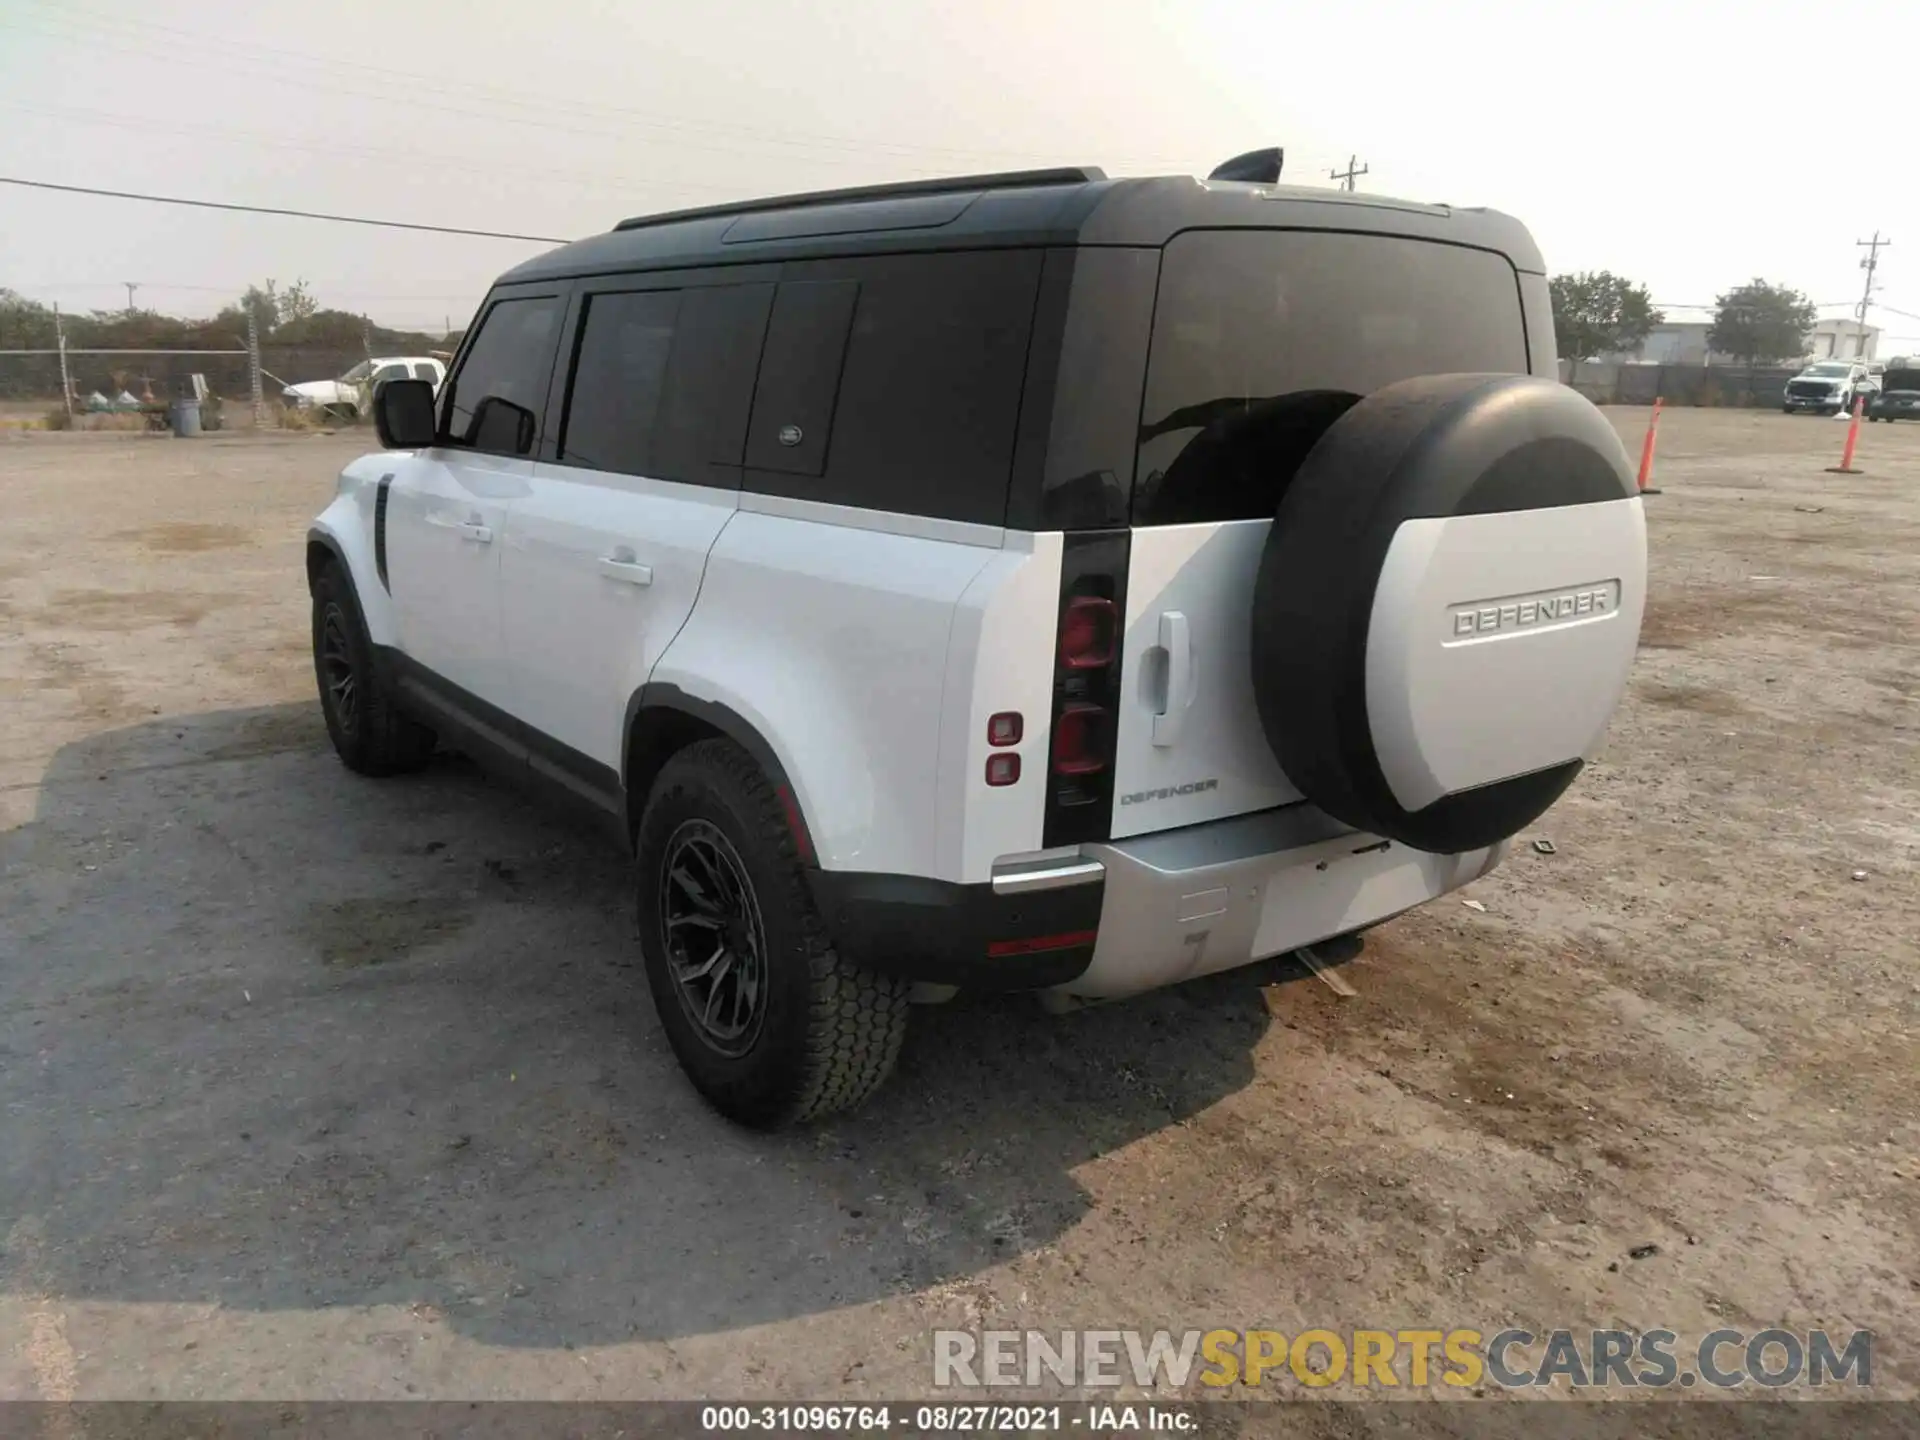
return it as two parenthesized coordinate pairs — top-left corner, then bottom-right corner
(3, 6), (1210, 176)
(0, 100), (749, 200)
(0, 176), (566, 244)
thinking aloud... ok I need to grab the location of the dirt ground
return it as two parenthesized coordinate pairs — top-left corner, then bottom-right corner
(1, 411), (1916, 1417)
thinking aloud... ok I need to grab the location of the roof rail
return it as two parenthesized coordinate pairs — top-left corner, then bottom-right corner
(612, 166), (1107, 233)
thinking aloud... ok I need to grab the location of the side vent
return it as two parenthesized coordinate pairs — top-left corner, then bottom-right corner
(374, 473), (394, 592)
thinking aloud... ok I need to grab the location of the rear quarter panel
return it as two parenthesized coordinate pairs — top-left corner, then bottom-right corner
(650, 503), (1002, 880)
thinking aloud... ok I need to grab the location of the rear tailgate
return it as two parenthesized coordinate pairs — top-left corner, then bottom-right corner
(1110, 228), (1535, 840)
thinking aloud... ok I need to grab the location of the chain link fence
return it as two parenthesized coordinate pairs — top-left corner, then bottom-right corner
(1560, 360), (1801, 409)
(1, 308), (435, 429)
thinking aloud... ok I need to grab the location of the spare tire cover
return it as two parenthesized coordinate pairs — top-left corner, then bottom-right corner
(1250, 373), (1646, 854)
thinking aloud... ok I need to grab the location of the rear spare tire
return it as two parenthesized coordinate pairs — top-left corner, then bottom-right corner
(1249, 373), (1646, 854)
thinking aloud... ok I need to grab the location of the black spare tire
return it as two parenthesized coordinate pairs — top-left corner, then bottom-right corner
(1249, 373), (1645, 854)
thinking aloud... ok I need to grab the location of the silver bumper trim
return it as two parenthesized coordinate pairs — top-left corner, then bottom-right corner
(990, 857), (1107, 896)
(1059, 804), (1505, 999)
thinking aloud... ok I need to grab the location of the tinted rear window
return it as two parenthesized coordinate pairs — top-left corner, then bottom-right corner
(1135, 230), (1527, 526)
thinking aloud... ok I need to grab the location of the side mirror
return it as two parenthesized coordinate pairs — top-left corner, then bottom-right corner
(374, 378), (437, 449)
(469, 395), (537, 456)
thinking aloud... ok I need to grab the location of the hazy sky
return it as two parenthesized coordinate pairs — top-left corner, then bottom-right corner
(3, 0), (1917, 350)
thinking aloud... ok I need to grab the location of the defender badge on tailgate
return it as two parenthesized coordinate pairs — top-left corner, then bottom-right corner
(1121, 778), (1220, 806)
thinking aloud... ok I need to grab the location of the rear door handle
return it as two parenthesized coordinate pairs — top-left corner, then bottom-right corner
(1151, 609), (1193, 748)
(458, 521), (493, 545)
(598, 554), (653, 586)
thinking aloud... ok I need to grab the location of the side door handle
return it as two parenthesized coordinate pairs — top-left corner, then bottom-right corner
(1151, 609), (1193, 748)
(458, 521), (493, 545)
(597, 549), (653, 586)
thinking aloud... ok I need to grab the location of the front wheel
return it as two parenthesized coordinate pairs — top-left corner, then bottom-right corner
(635, 739), (909, 1128)
(311, 562), (435, 776)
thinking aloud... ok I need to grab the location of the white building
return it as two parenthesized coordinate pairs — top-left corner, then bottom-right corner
(1604, 310), (1878, 365)
(1804, 318), (1880, 361)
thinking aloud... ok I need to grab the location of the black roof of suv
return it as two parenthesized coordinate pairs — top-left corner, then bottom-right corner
(499, 167), (1547, 283)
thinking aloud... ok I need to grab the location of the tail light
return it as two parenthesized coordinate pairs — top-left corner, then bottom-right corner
(1051, 704), (1108, 775)
(1059, 597), (1117, 668)
(1041, 531), (1129, 847)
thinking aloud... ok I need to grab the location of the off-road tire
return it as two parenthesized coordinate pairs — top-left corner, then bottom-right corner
(311, 561), (435, 776)
(636, 738), (910, 1128)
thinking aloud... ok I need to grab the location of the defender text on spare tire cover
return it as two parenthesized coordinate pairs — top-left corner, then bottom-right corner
(1249, 373), (1647, 854)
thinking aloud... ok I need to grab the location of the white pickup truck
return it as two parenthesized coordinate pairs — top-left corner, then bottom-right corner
(283, 356), (446, 420)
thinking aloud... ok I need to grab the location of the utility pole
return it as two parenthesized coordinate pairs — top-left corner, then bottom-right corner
(248, 303), (264, 427)
(1855, 231), (1890, 360)
(1329, 154), (1369, 192)
(54, 302), (73, 417)
(122, 281), (138, 314)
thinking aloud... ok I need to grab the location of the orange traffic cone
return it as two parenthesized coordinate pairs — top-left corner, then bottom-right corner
(1825, 396), (1866, 475)
(1636, 397), (1664, 496)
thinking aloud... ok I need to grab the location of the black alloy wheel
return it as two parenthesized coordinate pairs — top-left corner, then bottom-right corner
(319, 603), (359, 737)
(659, 819), (769, 1057)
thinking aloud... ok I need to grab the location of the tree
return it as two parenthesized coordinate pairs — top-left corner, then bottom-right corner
(278, 279), (319, 326)
(1708, 279), (1817, 366)
(0, 288), (58, 348)
(1549, 271), (1662, 378)
(228, 278), (316, 334)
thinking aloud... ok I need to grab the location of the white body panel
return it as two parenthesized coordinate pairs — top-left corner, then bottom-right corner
(1366, 498), (1647, 811)
(502, 463), (738, 771)
(936, 531), (1063, 883)
(383, 449), (527, 710)
(1108, 519), (1302, 838)
(650, 498), (1004, 880)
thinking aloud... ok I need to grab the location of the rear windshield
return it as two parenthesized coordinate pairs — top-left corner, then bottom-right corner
(1135, 229), (1528, 526)
(1882, 369), (1920, 391)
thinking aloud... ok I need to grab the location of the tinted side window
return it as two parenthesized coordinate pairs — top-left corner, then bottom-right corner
(744, 279), (859, 480)
(1135, 231), (1528, 526)
(559, 283), (774, 486)
(443, 295), (564, 456)
(371, 364), (409, 384)
(412, 362), (439, 382)
(653, 283), (774, 486)
(745, 250), (1044, 525)
(559, 289), (682, 476)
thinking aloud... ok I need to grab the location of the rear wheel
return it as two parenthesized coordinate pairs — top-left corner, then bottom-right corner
(636, 739), (909, 1128)
(311, 562), (435, 776)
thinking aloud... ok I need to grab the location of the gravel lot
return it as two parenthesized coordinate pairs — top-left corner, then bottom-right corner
(2, 411), (1916, 1412)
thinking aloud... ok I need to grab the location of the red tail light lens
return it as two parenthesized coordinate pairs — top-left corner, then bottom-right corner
(985, 752), (1021, 787)
(1051, 703), (1109, 776)
(987, 711), (1023, 747)
(1059, 597), (1117, 669)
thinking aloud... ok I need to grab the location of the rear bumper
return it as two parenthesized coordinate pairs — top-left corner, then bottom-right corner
(1067, 805), (1503, 999)
(809, 803), (1502, 997)
(808, 868), (1104, 991)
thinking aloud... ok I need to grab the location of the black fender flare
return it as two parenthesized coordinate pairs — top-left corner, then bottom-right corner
(305, 527), (350, 593)
(622, 683), (817, 863)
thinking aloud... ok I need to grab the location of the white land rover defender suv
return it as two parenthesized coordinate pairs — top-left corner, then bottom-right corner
(308, 153), (1647, 1128)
